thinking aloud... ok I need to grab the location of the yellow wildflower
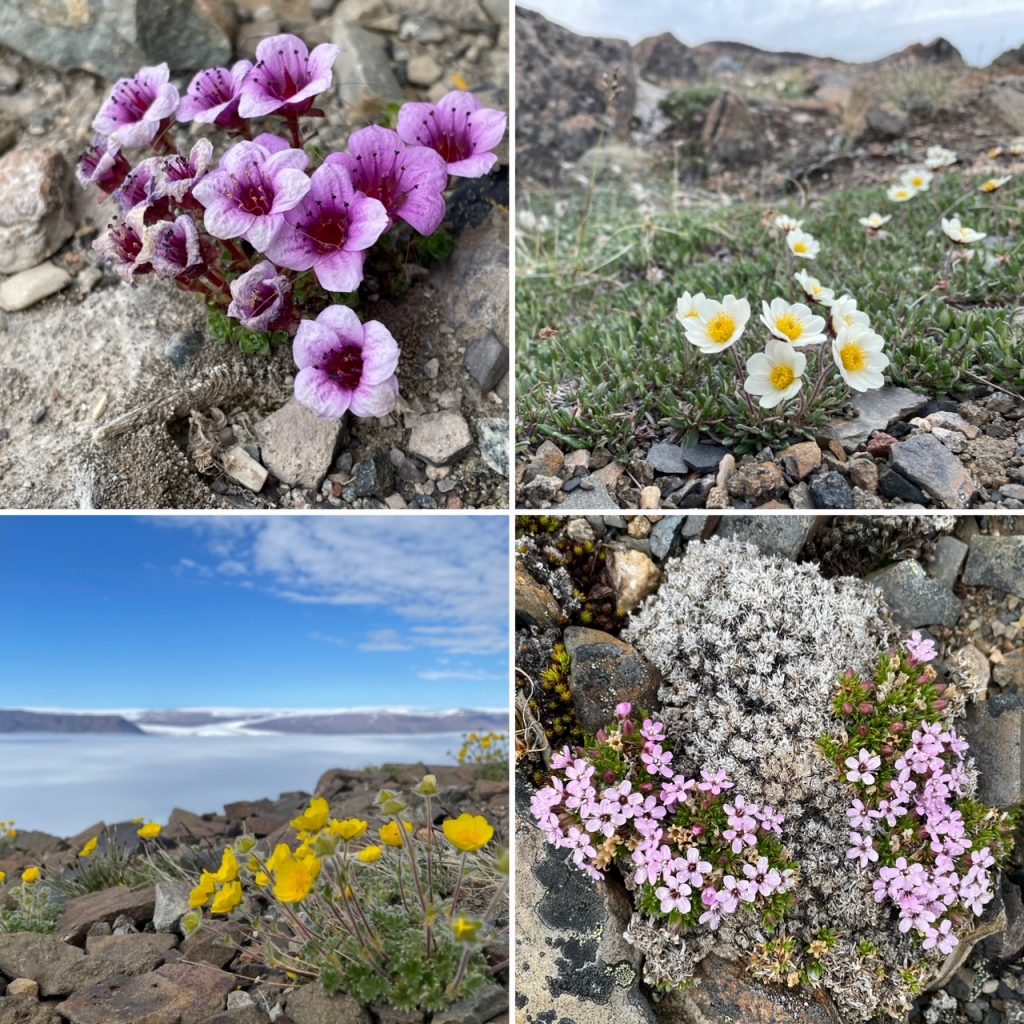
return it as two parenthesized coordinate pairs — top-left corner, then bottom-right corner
(451, 73), (470, 91)
(442, 814), (494, 854)
(273, 851), (318, 903)
(452, 915), (482, 941)
(379, 821), (413, 847)
(0, 870), (6, 884)
(290, 797), (330, 833)
(210, 881), (243, 915)
(137, 823), (162, 840)
(213, 847), (238, 884)
(21, 867), (40, 885)
(78, 837), (98, 858)
(328, 818), (369, 842)
(254, 872), (270, 887)
(266, 843), (292, 873)
(189, 871), (217, 908)
(357, 845), (383, 864)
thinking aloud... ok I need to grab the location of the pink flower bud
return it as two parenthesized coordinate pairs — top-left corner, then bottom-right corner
(622, 719), (636, 736)
(892, 722), (905, 734)
(640, 782), (653, 793)
(934, 699), (949, 711)
(615, 702), (632, 719)
(842, 703), (855, 716)
(596, 729), (607, 743)
(858, 725), (869, 737)
(604, 770), (617, 785)
(858, 702), (874, 715)
(881, 744), (893, 756)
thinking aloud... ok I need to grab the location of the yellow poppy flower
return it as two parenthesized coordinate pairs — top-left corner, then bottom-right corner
(137, 823), (162, 840)
(214, 848), (238, 884)
(356, 845), (383, 864)
(78, 837), (98, 858)
(210, 881), (242, 915)
(273, 852), (317, 903)
(189, 871), (217, 908)
(442, 814), (494, 854)
(254, 871), (270, 887)
(290, 797), (330, 833)
(266, 843), (292, 873)
(379, 821), (413, 847)
(0, 871), (5, 884)
(21, 867), (40, 885)
(452, 915), (482, 941)
(328, 818), (369, 842)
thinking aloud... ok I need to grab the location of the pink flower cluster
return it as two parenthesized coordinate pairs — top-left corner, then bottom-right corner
(79, 37), (506, 422)
(531, 704), (795, 933)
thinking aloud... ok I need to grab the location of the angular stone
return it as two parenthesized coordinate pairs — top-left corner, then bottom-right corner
(4, 980), (38, 998)
(178, 922), (247, 970)
(524, 439), (564, 482)
(0, 149), (75, 274)
(431, 983), (507, 1024)
(563, 626), (661, 732)
(926, 410), (981, 439)
(255, 398), (345, 489)
(558, 477), (614, 509)
(0, 261), (72, 312)
(0, 994), (61, 1024)
(964, 693), (1024, 808)
(285, 983), (370, 1024)
(220, 445), (267, 493)
(352, 450), (394, 497)
(926, 535), (968, 589)
(867, 559), (962, 629)
(726, 461), (787, 504)
(984, 878), (1024, 960)
(56, 962), (233, 1024)
(780, 440), (821, 480)
(826, 386), (929, 451)
(152, 882), (191, 934)
(608, 548), (661, 615)
(58, 887), (156, 946)
(639, 485), (660, 510)
(164, 329), (204, 371)
(962, 535), (1024, 597)
(645, 442), (689, 474)
(678, 443), (728, 473)
(649, 517), (681, 559)
(809, 470), (853, 509)
(463, 331), (507, 392)
(877, 464), (927, 505)
(847, 457), (878, 492)
(475, 418), (508, 477)
(717, 514), (819, 561)
(889, 434), (975, 508)
(332, 18), (402, 112)
(407, 411), (472, 465)
(515, 566), (562, 630)
(85, 933), (177, 958)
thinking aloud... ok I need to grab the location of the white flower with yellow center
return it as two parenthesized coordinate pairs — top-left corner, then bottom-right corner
(887, 184), (917, 202)
(675, 291), (706, 325)
(786, 229), (819, 259)
(858, 212), (891, 230)
(941, 216), (986, 244)
(900, 167), (933, 192)
(979, 175), (1011, 193)
(793, 269), (834, 306)
(1010, 141), (1024, 158)
(832, 323), (888, 392)
(683, 294), (751, 354)
(830, 295), (870, 335)
(988, 146), (1004, 160)
(744, 340), (806, 409)
(760, 298), (827, 347)
(773, 213), (803, 233)
(925, 145), (957, 170)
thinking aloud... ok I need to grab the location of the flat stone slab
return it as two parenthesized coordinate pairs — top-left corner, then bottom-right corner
(825, 387), (929, 452)
(406, 411), (472, 466)
(926, 534), (968, 590)
(557, 477), (614, 509)
(645, 442), (689, 474)
(962, 535), (1024, 597)
(889, 433), (976, 508)
(964, 693), (1024, 808)
(867, 559), (963, 628)
(678, 442), (729, 473)
(717, 514), (820, 561)
(254, 398), (345, 489)
(57, 887), (155, 946)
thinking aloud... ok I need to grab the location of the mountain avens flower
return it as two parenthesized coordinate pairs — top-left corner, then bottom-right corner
(925, 145), (956, 169)
(675, 290), (705, 323)
(292, 305), (400, 421)
(760, 298), (826, 347)
(858, 212), (891, 230)
(786, 229), (819, 259)
(93, 63), (180, 148)
(137, 822), (162, 840)
(682, 294), (751, 354)
(830, 295), (870, 334)
(886, 184), (917, 202)
(772, 213), (802, 232)
(744, 340), (806, 409)
(78, 837), (98, 858)
(227, 259), (293, 331)
(833, 324), (888, 392)
(396, 90), (507, 178)
(328, 125), (448, 236)
(178, 61), (253, 128)
(793, 270), (834, 305)
(442, 813), (494, 854)
(980, 175), (1011, 193)
(238, 33), (339, 118)
(941, 216), (986, 244)
(900, 167), (932, 191)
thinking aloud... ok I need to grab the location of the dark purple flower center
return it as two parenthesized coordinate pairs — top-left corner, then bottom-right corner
(112, 224), (143, 262)
(195, 68), (234, 106)
(245, 281), (280, 317)
(318, 343), (363, 390)
(230, 161), (272, 215)
(111, 79), (155, 122)
(421, 107), (472, 163)
(259, 48), (311, 101)
(352, 149), (410, 214)
(164, 154), (194, 183)
(158, 227), (189, 269)
(301, 203), (349, 253)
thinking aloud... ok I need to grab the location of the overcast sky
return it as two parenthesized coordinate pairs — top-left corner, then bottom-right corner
(520, 0), (1024, 67)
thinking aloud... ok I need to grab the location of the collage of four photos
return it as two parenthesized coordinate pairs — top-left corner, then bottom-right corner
(1, 1), (1023, 1023)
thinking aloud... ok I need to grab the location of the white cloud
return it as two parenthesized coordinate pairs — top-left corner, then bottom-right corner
(309, 632), (347, 648)
(417, 669), (498, 682)
(359, 629), (413, 652)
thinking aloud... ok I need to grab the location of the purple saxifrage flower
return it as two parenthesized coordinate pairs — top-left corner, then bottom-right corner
(227, 260), (293, 332)
(93, 220), (151, 282)
(327, 125), (448, 236)
(238, 34), (339, 118)
(292, 305), (399, 420)
(265, 162), (388, 292)
(76, 139), (132, 197)
(191, 136), (310, 251)
(93, 63), (179, 149)
(141, 215), (204, 280)
(159, 138), (214, 203)
(396, 90), (506, 178)
(178, 61), (253, 128)
(113, 157), (169, 223)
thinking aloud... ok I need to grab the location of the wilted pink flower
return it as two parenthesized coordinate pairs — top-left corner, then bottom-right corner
(227, 260), (293, 332)
(93, 220), (151, 282)
(396, 90), (506, 178)
(113, 157), (168, 222)
(141, 215), (204, 280)
(192, 136), (310, 251)
(265, 162), (388, 292)
(93, 63), (179, 149)
(76, 139), (132, 197)
(178, 61), (253, 128)
(158, 138), (214, 203)
(238, 34), (339, 118)
(292, 305), (399, 420)
(327, 126), (448, 236)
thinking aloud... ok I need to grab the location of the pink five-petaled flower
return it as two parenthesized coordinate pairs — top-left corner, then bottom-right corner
(141, 215), (204, 281)
(397, 90), (506, 178)
(192, 135), (310, 251)
(698, 769), (733, 795)
(846, 831), (878, 869)
(227, 260), (293, 332)
(327, 125), (448, 236)
(922, 918), (958, 955)
(76, 139), (132, 197)
(178, 61), (253, 128)
(159, 138), (214, 204)
(292, 305), (399, 421)
(654, 870), (692, 916)
(238, 34), (339, 118)
(640, 743), (674, 778)
(266, 162), (388, 292)
(845, 748), (881, 785)
(905, 630), (938, 665)
(93, 63), (179, 149)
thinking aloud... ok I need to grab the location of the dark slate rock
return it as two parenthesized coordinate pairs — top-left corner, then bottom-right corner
(867, 559), (963, 629)
(678, 443), (728, 473)
(352, 451), (394, 497)
(878, 464), (928, 504)
(962, 535), (1024, 598)
(463, 331), (507, 392)
(164, 329), (203, 371)
(809, 470), (854, 509)
(645, 442), (689, 474)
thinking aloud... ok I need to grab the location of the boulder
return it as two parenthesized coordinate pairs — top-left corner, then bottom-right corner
(701, 90), (762, 166)
(57, 887), (156, 946)
(866, 559), (962, 629)
(0, 149), (75, 274)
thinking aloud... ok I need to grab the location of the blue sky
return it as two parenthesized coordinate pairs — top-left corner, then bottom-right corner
(522, 0), (1024, 67)
(0, 516), (509, 711)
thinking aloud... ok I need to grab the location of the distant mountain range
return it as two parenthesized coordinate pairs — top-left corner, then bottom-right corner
(0, 707), (508, 736)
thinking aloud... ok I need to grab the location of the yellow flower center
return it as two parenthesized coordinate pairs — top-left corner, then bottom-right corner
(793, 241), (808, 254)
(840, 343), (867, 373)
(774, 312), (804, 341)
(843, 313), (855, 326)
(910, 177), (924, 188)
(685, 310), (699, 318)
(706, 312), (736, 345)
(981, 180), (998, 192)
(770, 365), (796, 390)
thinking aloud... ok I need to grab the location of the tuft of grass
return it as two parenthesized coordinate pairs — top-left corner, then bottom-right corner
(516, 170), (1024, 458)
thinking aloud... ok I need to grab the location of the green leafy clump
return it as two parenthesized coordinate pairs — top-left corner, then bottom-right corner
(0, 878), (61, 934)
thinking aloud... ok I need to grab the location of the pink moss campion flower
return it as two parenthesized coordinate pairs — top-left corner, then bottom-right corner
(141, 215), (204, 280)
(76, 139), (132, 197)
(158, 138), (214, 203)
(905, 630), (938, 665)
(92, 63), (180, 149)
(292, 305), (399, 420)
(227, 260), (293, 332)
(396, 90), (506, 178)
(238, 34), (339, 118)
(93, 220), (151, 282)
(265, 162), (388, 292)
(191, 136), (310, 251)
(327, 125), (448, 236)
(177, 61), (253, 128)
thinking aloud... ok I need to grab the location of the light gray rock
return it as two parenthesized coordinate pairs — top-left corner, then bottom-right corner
(431, 983), (507, 1024)
(645, 442), (688, 474)
(254, 398), (346, 488)
(0, 148), (75, 274)
(826, 387), (929, 451)
(925, 534), (968, 589)
(221, 446), (268, 493)
(285, 983), (370, 1024)
(407, 410), (472, 465)
(889, 433), (976, 508)
(0, 261), (71, 311)
(964, 693), (1023, 808)
(717, 514), (820, 561)
(558, 476), (614, 509)
(475, 417), (508, 476)
(649, 516), (681, 559)
(867, 559), (963, 628)
(463, 331), (507, 392)
(406, 53), (442, 86)
(962, 535), (1024, 597)
(152, 881), (191, 934)
(332, 18), (402, 110)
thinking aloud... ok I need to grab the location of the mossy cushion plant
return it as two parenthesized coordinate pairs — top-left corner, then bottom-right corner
(517, 145), (1024, 457)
